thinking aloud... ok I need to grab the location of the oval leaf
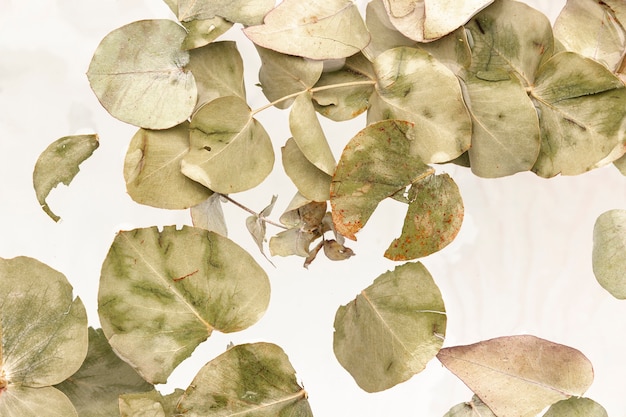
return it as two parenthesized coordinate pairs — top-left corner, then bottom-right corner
(333, 262), (446, 392)
(98, 226), (271, 384)
(385, 173), (464, 260)
(124, 123), (213, 209)
(330, 120), (430, 240)
(87, 19), (197, 129)
(543, 397), (608, 417)
(177, 0), (274, 25)
(181, 96), (274, 194)
(0, 386), (78, 417)
(282, 137), (332, 202)
(181, 17), (233, 51)
(444, 395), (497, 417)
(437, 335), (594, 417)
(176, 343), (313, 416)
(33, 134), (99, 222)
(119, 389), (184, 417)
(243, 0), (370, 60)
(592, 209), (626, 298)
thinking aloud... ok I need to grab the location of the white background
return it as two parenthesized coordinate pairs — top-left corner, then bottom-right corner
(1, 0), (626, 416)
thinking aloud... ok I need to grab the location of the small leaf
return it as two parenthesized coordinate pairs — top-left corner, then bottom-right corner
(270, 198), (327, 258)
(33, 134), (99, 222)
(282, 138), (332, 202)
(55, 328), (153, 417)
(385, 173), (464, 260)
(333, 262), (446, 392)
(444, 395), (497, 417)
(181, 17), (233, 50)
(98, 226), (270, 384)
(176, 342), (313, 416)
(592, 209), (626, 299)
(323, 239), (355, 261)
(246, 195), (278, 261)
(176, 0), (274, 25)
(119, 389), (184, 417)
(87, 19), (197, 129)
(124, 123), (213, 209)
(182, 96), (274, 194)
(543, 397), (608, 417)
(256, 46), (323, 110)
(190, 193), (228, 236)
(330, 120), (430, 240)
(437, 335), (594, 417)
(0, 386), (78, 417)
(243, 0), (370, 60)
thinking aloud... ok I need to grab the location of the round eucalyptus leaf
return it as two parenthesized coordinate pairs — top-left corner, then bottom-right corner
(0, 386), (78, 417)
(0, 256), (88, 388)
(124, 123), (213, 210)
(177, 342), (312, 416)
(282, 138), (332, 202)
(592, 209), (626, 299)
(87, 19), (197, 130)
(543, 397), (608, 417)
(181, 17), (233, 50)
(333, 262), (447, 392)
(444, 395), (496, 417)
(176, 0), (274, 25)
(181, 96), (274, 194)
(98, 226), (271, 384)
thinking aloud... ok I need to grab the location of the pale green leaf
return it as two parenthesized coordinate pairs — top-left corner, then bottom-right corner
(256, 46), (323, 110)
(543, 397), (608, 417)
(33, 134), (99, 222)
(282, 138), (332, 202)
(531, 52), (626, 177)
(278, 193), (325, 227)
(98, 226), (270, 384)
(330, 120), (430, 240)
(55, 328), (153, 417)
(333, 262), (446, 392)
(416, 27), (472, 75)
(182, 96), (274, 194)
(269, 228), (320, 258)
(364, 0), (416, 59)
(0, 256), (88, 387)
(270, 199), (327, 258)
(554, 0), (626, 72)
(370, 46), (472, 163)
(444, 395), (496, 417)
(182, 17), (233, 50)
(437, 335), (594, 417)
(177, 0), (274, 25)
(592, 209), (626, 299)
(382, 0), (493, 42)
(87, 20), (197, 130)
(246, 195), (278, 261)
(289, 92), (336, 175)
(243, 0), (370, 60)
(124, 123), (213, 209)
(186, 41), (245, 111)
(119, 389), (184, 417)
(0, 386), (78, 417)
(191, 194), (228, 236)
(385, 174), (464, 260)
(162, 0), (177, 15)
(614, 152), (626, 175)
(176, 342), (312, 416)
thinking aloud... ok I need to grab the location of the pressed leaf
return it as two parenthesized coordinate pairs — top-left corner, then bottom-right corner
(437, 335), (594, 417)
(289, 92), (336, 175)
(176, 342), (312, 416)
(98, 226), (270, 384)
(119, 389), (184, 417)
(243, 0), (370, 60)
(382, 0), (493, 42)
(333, 262), (446, 392)
(191, 193), (228, 236)
(0, 256), (88, 388)
(370, 46), (472, 163)
(444, 395), (497, 417)
(270, 199), (327, 258)
(256, 46), (323, 110)
(182, 96), (274, 194)
(246, 195), (278, 261)
(385, 174), (463, 260)
(417, 27), (472, 75)
(554, 0), (626, 72)
(282, 138), (332, 202)
(181, 17), (233, 50)
(330, 120), (430, 240)
(186, 41), (245, 111)
(543, 397), (608, 417)
(177, 0), (274, 25)
(592, 209), (626, 299)
(530, 52), (626, 177)
(33, 134), (99, 222)
(0, 386), (78, 417)
(364, 0), (417, 59)
(87, 19), (197, 130)
(614, 152), (626, 175)
(124, 123), (213, 209)
(55, 328), (153, 417)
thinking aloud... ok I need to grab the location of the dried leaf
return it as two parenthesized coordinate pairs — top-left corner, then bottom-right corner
(592, 209), (626, 299)
(323, 239), (355, 261)
(177, 0), (274, 25)
(364, 0), (417, 59)
(119, 389), (184, 417)
(191, 194), (228, 236)
(0, 386), (78, 417)
(246, 195), (277, 262)
(282, 138), (332, 202)
(181, 17), (233, 50)
(543, 397), (608, 417)
(444, 395), (497, 417)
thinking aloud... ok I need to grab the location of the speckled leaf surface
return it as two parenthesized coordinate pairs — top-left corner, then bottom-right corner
(543, 397), (608, 417)
(592, 209), (626, 299)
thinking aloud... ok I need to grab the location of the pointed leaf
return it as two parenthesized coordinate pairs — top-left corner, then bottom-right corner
(243, 0), (370, 60)
(444, 395), (497, 417)
(33, 134), (99, 222)
(333, 262), (446, 392)
(256, 46), (323, 110)
(177, 0), (274, 25)
(0, 386), (78, 417)
(124, 123), (213, 209)
(119, 389), (184, 417)
(191, 193), (228, 236)
(543, 397), (608, 417)
(181, 17), (233, 50)
(437, 335), (594, 417)
(269, 228), (320, 258)
(370, 46), (472, 163)
(98, 226), (270, 384)
(0, 256), (88, 388)
(182, 96), (274, 194)
(246, 195), (277, 260)
(592, 209), (626, 299)
(531, 52), (626, 177)
(385, 173), (463, 260)
(87, 19), (197, 129)
(330, 120), (430, 240)
(55, 328), (153, 417)
(282, 138), (332, 202)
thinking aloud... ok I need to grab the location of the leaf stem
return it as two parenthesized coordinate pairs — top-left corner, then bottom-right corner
(218, 193), (288, 229)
